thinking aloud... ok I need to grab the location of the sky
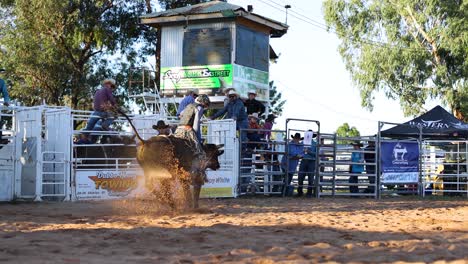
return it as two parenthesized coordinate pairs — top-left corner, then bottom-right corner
(227, 0), (439, 135)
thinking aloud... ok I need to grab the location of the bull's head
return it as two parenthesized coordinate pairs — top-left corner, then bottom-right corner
(203, 144), (224, 170)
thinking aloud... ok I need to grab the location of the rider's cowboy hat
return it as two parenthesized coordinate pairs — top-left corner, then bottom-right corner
(248, 90), (257, 95)
(351, 141), (363, 147)
(152, 120), (170, 130)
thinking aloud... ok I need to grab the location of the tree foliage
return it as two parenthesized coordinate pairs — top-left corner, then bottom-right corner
(336, 122), (360, 144)
(269, 81), (286, 117)
(323, 0), (468, 120)
(0, 0), (156, 109)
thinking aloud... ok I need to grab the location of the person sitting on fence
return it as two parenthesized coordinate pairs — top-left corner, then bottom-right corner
(297, 131), (317, 197)
(247, 113), (262, 149)
(0, 68), (11, 146)
(84, 78), (118, 137)
(262, 114), (276, 141)
(210, 89), (248, 143)
(349, 141), (364, 194)
(152, 120), (171, 136)
(176, 89), (198, 117)
(280, 133), (304, 196)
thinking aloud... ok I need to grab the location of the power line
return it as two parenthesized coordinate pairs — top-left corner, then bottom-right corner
(274, 80), (380, 124)
(253, 0), (426, 53)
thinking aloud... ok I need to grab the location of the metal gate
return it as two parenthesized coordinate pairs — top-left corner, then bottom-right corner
(14, 107), (42, 200)
(42, 107), (72, 200)
(202, 119), (238, 197)
(238, 127), (286, 195)
(317, 135), (377, 198)
(0, 106), (16, 201)
(422, 140), (467, 196)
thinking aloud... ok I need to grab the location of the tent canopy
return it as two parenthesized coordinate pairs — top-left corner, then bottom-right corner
(380, 106), (468, 139)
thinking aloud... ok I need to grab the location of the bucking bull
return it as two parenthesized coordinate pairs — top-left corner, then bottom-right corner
(119, 110), (224, 209)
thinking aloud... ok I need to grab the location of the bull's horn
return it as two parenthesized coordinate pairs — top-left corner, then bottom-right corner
(216, 144), (224, 149)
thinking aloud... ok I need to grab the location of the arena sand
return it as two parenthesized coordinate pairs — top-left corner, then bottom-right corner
(0, 197), (467, 263)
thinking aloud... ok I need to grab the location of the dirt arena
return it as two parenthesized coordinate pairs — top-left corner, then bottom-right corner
(1, 197), (467, 263)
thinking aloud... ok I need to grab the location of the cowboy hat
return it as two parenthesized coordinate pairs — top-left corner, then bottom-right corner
(351, 141), (363, 147)
(266, 114), (276, 122)
(102, 78), (116, 86)
(227, 89), (239, 96)
(248, 113), (259, 120)
(291, 133), (304, 140)
(248, 90), (257, 95)
(152, 120), (170, 130)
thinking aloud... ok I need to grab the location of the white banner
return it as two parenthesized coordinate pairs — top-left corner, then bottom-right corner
(382, 172), (419, 183)
(75, 170), (145, 200)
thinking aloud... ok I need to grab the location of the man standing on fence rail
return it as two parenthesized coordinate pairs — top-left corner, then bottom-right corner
(176, 89), (198, 117)
(84, 78), (118, 137)
(0, 68), (11, 146)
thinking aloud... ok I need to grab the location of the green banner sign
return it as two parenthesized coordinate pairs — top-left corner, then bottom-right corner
(161, 64), (233, 90)
(233, 64), (269, 101)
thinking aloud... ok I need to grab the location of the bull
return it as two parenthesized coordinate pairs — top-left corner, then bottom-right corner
(119, 111), (224, 209)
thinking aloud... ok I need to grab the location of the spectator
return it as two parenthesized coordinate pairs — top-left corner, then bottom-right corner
(0, 68), (10, 145)
(349, 142), (364, 194)
(280, 133), (304, 196)
(84, 78), (118, 134)
(152, 120), (171, 136)
(176, 89), (198, 117)
(363, 141), (376, 193)
(211, 89), (248, 142)
(244, 90), (265, 116)
(263, 114), (276, 141)
(223, 88), (235, 107)
(297, 131), (317, 197)
(247, 113), (262, 149)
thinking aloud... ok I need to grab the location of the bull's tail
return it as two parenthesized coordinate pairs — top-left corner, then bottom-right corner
(116, 108), (145, 144)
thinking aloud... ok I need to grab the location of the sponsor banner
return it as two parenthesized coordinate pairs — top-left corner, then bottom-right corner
(201, 170), (236, 198)
(381, 142), (419, 183)
(76, 170), (145, 200)
(161, 64), (233, 91)
(233, 64), (269, 101)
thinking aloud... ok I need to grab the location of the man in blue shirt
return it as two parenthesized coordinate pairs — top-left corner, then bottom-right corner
(297, 131), (317, 197)
(350, 142), (364, 193)
(210, 89), (248, 142)
(176, 89), (198, 117)
(0, 69), (11, 145)
(281, 133), (304, 196)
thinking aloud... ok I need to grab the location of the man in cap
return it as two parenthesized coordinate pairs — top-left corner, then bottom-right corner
(0, 68), (10, 145)
(152, 120), (171, 136)
(244, 90), (265, 116)
(280, 133), (304, 196)
(84, 78), (118, 134)
(176, 89), (198, 117)
(211, 89), (248, 142)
